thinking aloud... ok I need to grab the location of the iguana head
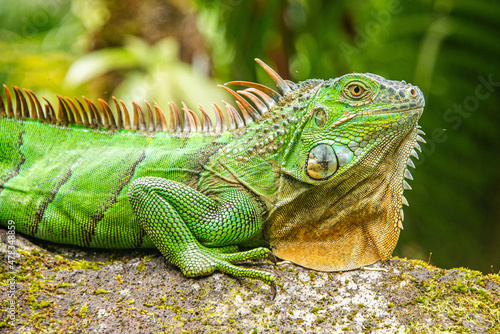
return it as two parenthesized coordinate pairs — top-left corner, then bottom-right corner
(221, 60), (425, 271)
(279, 72), (424, 183)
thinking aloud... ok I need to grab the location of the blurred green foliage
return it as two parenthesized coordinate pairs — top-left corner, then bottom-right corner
(1, 0), (499, 273)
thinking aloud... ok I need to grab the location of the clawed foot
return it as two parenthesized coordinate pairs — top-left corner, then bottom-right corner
(178, 245), (278, 299)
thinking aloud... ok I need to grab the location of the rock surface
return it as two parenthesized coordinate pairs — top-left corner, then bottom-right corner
(1, 229), (499, 333)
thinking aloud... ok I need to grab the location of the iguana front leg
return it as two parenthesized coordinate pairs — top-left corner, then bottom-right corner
(128, 177), (276, 297)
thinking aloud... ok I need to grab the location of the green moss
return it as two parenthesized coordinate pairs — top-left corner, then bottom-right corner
(78, 304), (88, 318)
(405, 262), (500, 332)
(66, 306), (76, 316)
(0, 320), (15, 330)
(94, 288), (110, 295)
(115, 274), (123, 284)
(136, 261), (146, 274)
(346, 309), (358, 320)
(31, 300), (52, 310)
(311, 306), (323, 315)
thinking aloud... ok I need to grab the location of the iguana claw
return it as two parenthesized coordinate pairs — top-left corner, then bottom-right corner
(270, 281), (277, 300)
(268, 250), (277, 265)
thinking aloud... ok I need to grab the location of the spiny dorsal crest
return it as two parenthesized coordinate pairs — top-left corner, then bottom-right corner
(0, 59), (296, 134)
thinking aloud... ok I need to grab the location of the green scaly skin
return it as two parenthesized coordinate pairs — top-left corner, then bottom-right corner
(0, 61), (425, 298)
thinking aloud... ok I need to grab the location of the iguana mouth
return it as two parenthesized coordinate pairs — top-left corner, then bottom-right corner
(331, 106), (423, 129)
(365, 106), (425, 117)
(405, 106), (425, 117)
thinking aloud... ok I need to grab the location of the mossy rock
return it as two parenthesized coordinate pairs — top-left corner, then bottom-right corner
(1, 229), (499, 333)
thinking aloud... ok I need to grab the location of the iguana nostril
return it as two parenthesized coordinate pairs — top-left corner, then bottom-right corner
(409, 88), (417, 99)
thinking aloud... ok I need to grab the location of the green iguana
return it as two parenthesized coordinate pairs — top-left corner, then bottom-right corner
(0, 59), (425, 298)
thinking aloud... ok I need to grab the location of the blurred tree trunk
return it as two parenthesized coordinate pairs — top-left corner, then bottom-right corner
(86, 0), (207, 98)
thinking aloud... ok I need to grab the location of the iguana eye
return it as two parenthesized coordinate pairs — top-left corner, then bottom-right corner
(347, 84), (365, 98)
(313, 108), (328, 128)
